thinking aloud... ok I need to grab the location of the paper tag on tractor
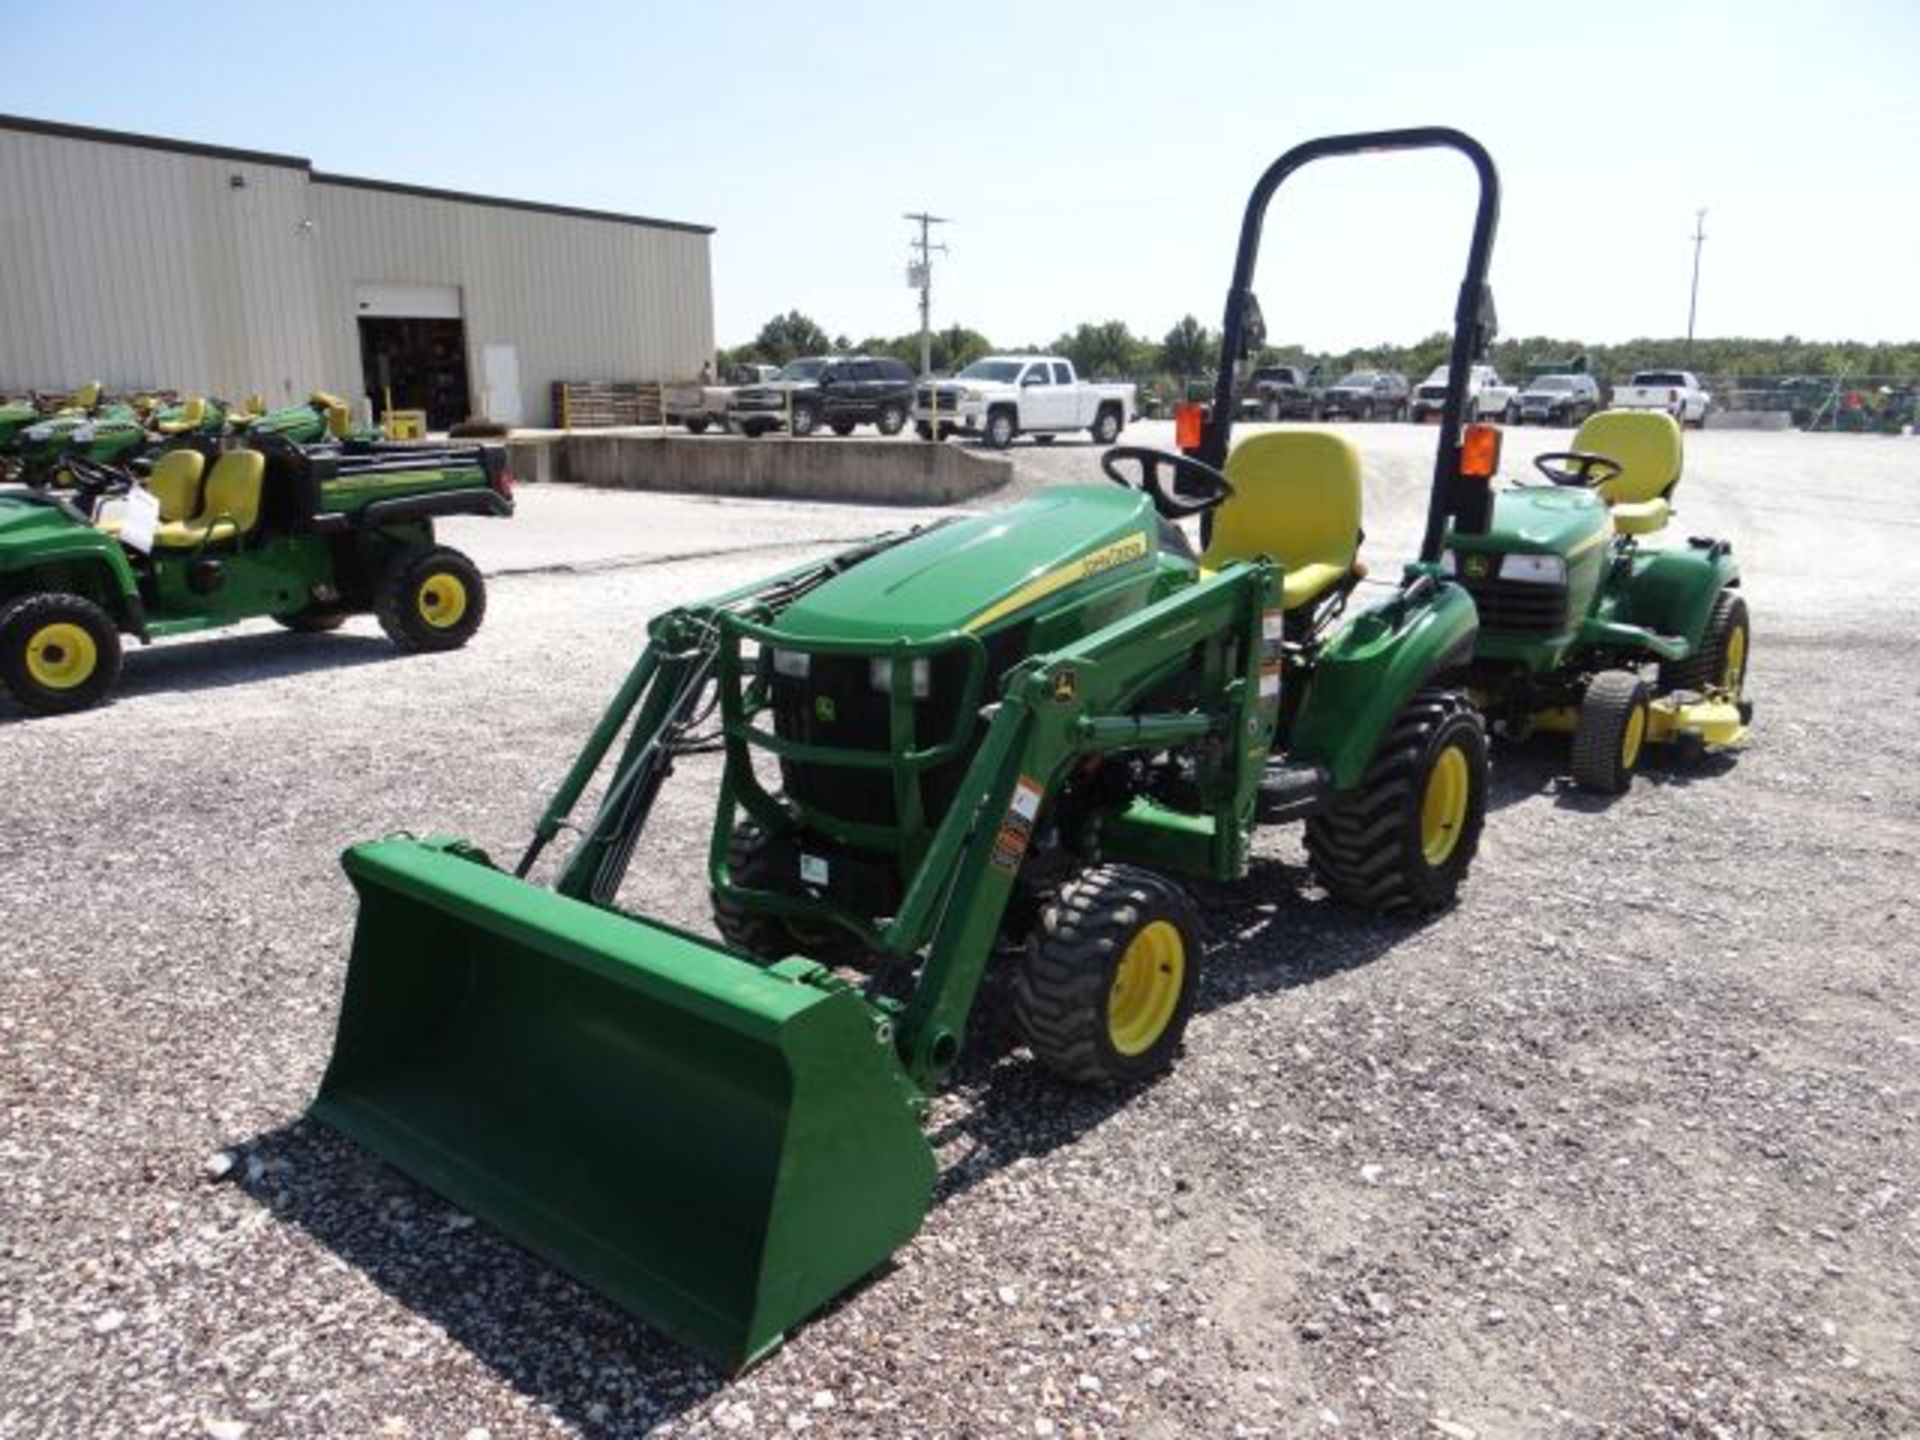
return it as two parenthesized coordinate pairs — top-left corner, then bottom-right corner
(118, 485), (160, 554)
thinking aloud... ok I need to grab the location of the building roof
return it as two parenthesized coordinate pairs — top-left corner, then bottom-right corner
(0, 112), (714, 236)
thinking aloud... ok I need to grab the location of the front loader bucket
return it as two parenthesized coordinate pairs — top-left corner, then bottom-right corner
(310, 838), (935, 1371)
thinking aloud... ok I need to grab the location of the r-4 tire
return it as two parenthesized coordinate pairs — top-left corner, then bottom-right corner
(1571, 669), (1651, 795)
(1013, 864), (1201, 1088)
(1659, 589), (1749, 699)
(375, 545), (486, 653)
(1305, 689), (1488, 916)
(0, 591), (123, 715)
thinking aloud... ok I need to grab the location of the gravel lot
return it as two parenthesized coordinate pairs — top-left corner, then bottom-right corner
(3, 421), (1916, 1438)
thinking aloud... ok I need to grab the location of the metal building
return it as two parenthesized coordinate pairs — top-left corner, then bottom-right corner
(0, 114), (715, 429)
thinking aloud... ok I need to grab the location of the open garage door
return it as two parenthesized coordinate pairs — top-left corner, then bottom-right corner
(356, 283), (471, 431)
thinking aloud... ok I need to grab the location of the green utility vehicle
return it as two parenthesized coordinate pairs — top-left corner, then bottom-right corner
(0, 434), (513, 715)
(1443, 408), (1750, 792)
(309, 126), (1509, 1369)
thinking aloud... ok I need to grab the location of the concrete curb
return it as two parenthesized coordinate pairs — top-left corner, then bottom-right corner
(506, 433), (1011, 505)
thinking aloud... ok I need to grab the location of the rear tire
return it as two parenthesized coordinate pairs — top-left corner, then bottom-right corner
(1659, 589), (1748, 698)
(0, 591), (123, 715)
(829, 420), (855, 436)
(375, 545), (486, 653)
(875, 402), (906, 436)
(1571, 670), (1650, 794)
(790, 403), (819, 437)
(1091, 407), (1122, 445)
(684, 417), (711, 435)
(1013, 865), (1200, 1088)
(914, 421), (935, 441)
(1305, 689), (1488, 916)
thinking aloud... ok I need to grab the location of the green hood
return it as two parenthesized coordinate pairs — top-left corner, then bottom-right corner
(777, 484), (1158, 642)
(1463, 485), (1609, 556)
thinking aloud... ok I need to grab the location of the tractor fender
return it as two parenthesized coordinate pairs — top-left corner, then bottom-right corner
(1621, 545), (1739, 654)
(0, 523), (146, 638)
(1289, 580), (1479, 790)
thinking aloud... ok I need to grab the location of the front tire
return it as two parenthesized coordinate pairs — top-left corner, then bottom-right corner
(828, 420), (855, 437)
(375, 545), (486, 653)
(0, 591), (123, 715)
(1013, 865), (1201, 1088)
(684, 417), (711, 435)
(712, 821), (860, 964)
(1305, 689), (1488, 916)
(1571, 670), (1650, 794)
(789, 403), (819, 437)
(875, 402), (906, 436)
(985, 408), (1016, 449)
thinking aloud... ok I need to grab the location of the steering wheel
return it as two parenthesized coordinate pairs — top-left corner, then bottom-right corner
(1100, 446), (1234, 519)
(58, 455), (136, 508)
(1532, 451), (1623, 489)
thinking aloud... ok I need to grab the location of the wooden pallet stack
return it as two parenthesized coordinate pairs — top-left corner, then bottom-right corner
(551, 380), (665, 428)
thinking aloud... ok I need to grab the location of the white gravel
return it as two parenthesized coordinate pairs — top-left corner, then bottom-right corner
(2, 422), (1917, 1437)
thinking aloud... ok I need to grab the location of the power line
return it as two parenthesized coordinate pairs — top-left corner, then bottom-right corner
(1686, 208), (1708, 359)
(904, 211), (950, 378)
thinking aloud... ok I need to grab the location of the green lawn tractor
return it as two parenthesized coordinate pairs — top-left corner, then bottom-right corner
(1443, 408), (1751, 792)
(233, 390), (376, 445)
(309, 127), (1508, 1370)
(0, 433), (513, 715)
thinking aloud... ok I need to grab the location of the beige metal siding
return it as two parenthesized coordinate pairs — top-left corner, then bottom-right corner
(0, 128), (325, 402)
(309, 181), (713, 424)
(0, 121), (714, 425)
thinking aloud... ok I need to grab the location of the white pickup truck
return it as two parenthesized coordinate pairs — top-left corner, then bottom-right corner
(913, 356), (1136, 448)
(1408, 363), (1519, 423)
(1610, 370), (1711, 427)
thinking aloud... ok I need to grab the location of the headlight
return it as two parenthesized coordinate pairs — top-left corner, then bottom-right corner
(869, 656), (930, 698)
(1438, 550), (1457, 575)
(1501, 553), (1567, 584)
(771, 648), (811, 679)
(961, 388), (983, 402)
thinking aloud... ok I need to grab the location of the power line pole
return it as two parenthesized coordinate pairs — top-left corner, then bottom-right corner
(904, 211), (950, 378)
(1686, 208), (1707, 358)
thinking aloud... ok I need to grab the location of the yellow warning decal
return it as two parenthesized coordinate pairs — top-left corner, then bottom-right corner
(964, 532), (1151, 633)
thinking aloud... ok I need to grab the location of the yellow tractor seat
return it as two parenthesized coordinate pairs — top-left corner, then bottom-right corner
(1572, 410), (1682, 536)
(1201, 430), (1363, 612)
(71, 381), (103, 411)
(97, 450), (207, 536)
(155, 396), (208, 435)
(154, 449), (265, 550)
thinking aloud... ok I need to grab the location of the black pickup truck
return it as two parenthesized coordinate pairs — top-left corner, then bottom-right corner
(1236, 365), (1323, 421)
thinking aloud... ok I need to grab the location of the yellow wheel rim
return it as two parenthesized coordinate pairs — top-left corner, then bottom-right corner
(1419, 745), (1470, 867)
(24, 621), (97, 690)
(1107, 919), (1185, 1057)
(1721, 624), (1748, 696)
(1620, 701), (1648, 771)
(416, 572), (468, 629)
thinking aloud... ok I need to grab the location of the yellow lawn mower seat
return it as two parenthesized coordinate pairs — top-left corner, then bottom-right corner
(96, 449), (207, 537)
(1202, 430), (1363, 612)
(1573, 410), (1682, 537)
(154, 449), (265, 549)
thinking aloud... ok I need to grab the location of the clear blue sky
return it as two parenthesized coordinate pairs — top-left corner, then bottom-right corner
(7, 0), (1915, 351)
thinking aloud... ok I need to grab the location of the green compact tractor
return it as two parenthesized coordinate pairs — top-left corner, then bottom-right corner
(309, 127), (1508, 1369)
(0, 434), (513, 715)
(1443, 408), (1750, 792)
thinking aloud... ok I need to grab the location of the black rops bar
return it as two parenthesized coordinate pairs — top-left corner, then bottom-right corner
(1199, 127), (1501, 564)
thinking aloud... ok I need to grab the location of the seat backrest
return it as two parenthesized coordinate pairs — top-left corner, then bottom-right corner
(1201, 430), (1363, 573)
(144, 449), (206, 522)
(71, 381), (102, 411)
(201, 449), (266, 531)
(1572, 410), (1682, 506)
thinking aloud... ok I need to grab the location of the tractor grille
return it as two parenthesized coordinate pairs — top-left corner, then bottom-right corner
(1457, 576), (1569, 637)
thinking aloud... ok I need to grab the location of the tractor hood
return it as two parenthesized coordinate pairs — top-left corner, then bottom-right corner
(0, 490), (99, 555)
(775, 484), (1158, 643)
(1463, 485), (1609, 555)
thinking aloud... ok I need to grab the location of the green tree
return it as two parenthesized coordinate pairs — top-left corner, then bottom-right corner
(754, 310), (831, 366)
(1158, 315), (1213, 395)
(1054, 320), (1150, 379)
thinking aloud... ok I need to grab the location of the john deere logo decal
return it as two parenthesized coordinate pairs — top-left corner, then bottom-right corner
(1463, 553), (1491, 580)
(814, 695), (836, 722)
(1052, 668), (1078, 703)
